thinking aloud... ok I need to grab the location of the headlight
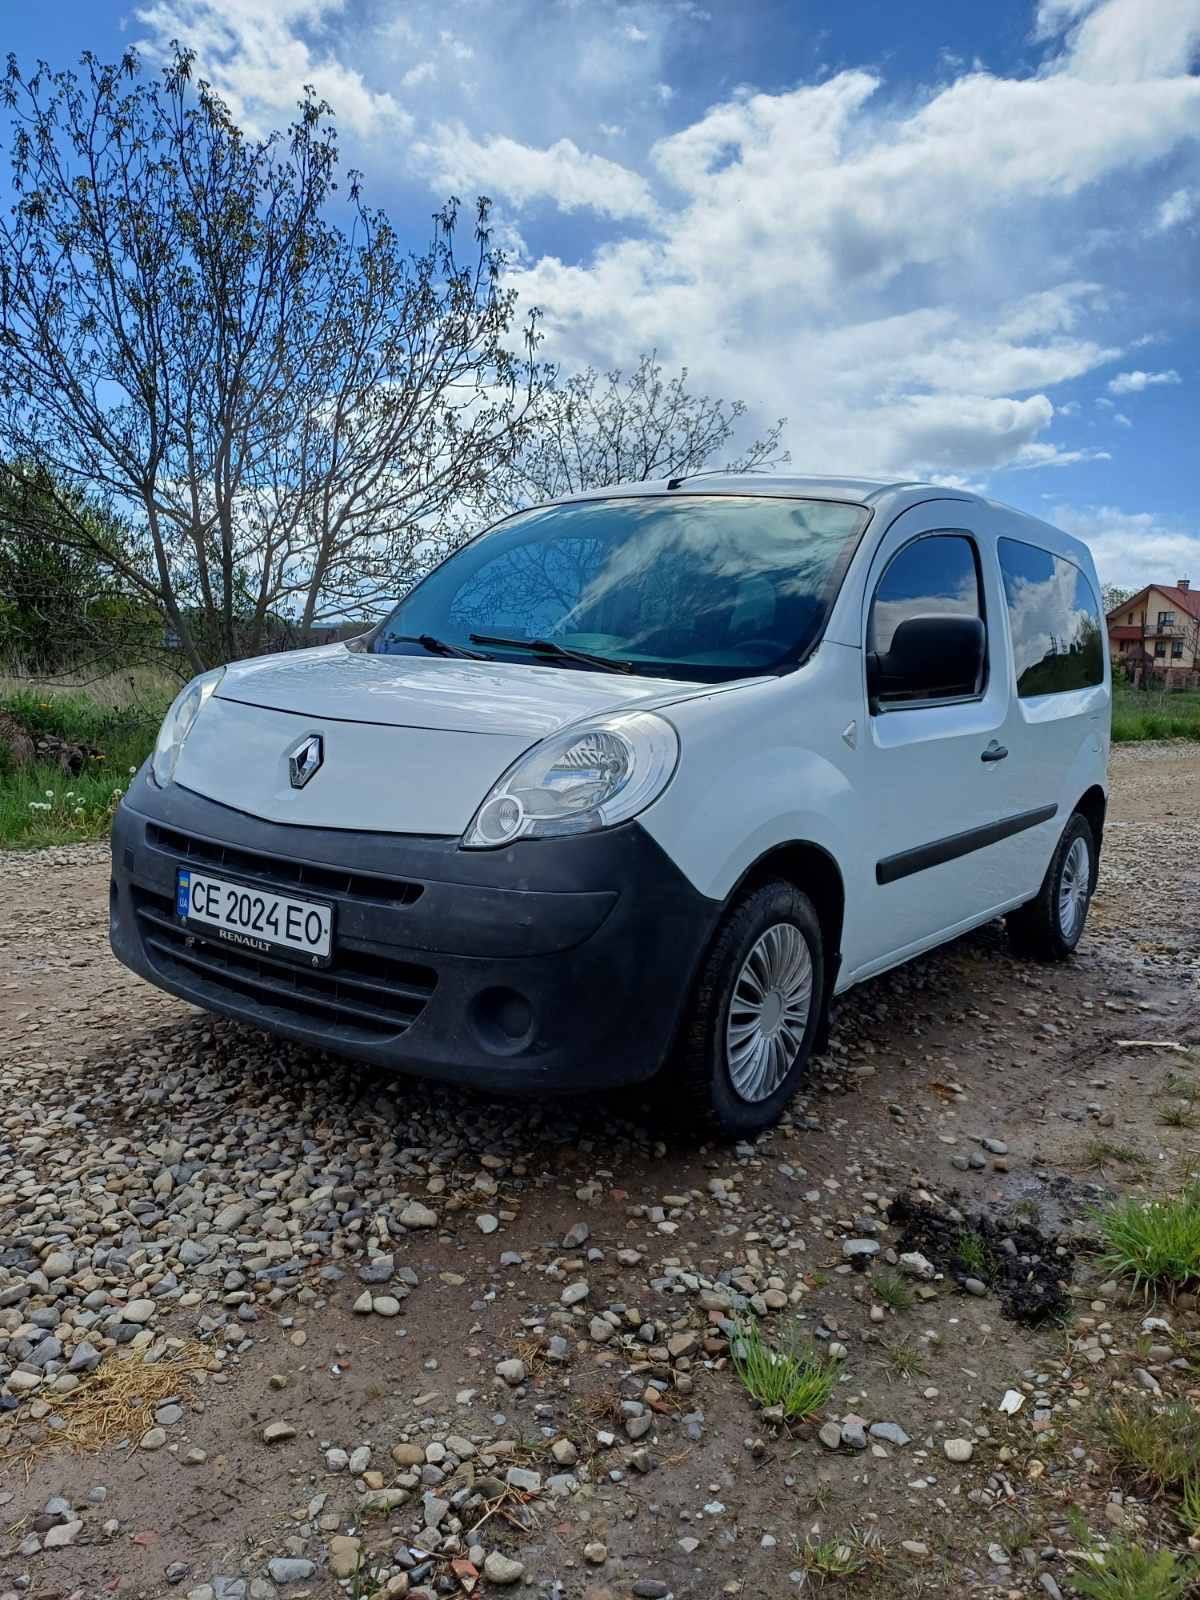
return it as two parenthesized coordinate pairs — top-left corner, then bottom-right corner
(462, 710), (679, 849)
(151, 668), (225, 788)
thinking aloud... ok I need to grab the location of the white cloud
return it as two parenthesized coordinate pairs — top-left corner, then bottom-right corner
(1037, 0), (1200, 80)
(134, 0), (405, 137)
(1053, 504), (1200, 589)
(1155, 186), (1198, 229)
(504, 0), (1199, 478)
(413, 126), (658, 221)
(1107, 368), (1183, 393)
(131, 0), (1200, 483)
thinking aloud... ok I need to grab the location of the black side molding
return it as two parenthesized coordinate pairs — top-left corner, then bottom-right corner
(876, 804), (1058, 886)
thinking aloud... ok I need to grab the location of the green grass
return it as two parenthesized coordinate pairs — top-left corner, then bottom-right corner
(1103, 1396), (1200, 1490)
(0, 687), (164, 848)
(1083, 1138), (1149, 1171)
(1112, 687), (1200, 744)
(798, 1528), (883, 1581)
(1177, 1476), (1200, 1539)
(871, 1269), (915, 1313)
(1093, 1188), (1200, 1295)
(1069, 1535), (1195, 1600)
(731, 1318), (838, 1420)
(876, 1337), (927, 1381)
(955, 1229), (994, 1277)
(1159, 1100), (1200, 1132)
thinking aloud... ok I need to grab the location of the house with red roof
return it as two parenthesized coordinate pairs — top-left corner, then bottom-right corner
(1107, 579), (1200, 687)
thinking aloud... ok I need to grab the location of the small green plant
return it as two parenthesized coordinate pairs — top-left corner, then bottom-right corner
(1084, 1139), (1148, 1171)
(798, 1527), (882, 1580)
(1159, 1099), (1199, 1132)
(955, 1229), (993, 1277)
(1176, 1476), (1200, 1539)
(871, 1269), (914, 1313)
(877, 1337), (927, 1381)
(1103, 1396), (1200, 1489)
(731, 1318), (837, 1420)
(1094, 1188), (1200, 1294)
(1069, 1533), (1194, 1600)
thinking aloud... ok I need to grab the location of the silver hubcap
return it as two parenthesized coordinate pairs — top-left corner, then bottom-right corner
(726, 922), (813, 1103)
(1058, 836), (1090, 939)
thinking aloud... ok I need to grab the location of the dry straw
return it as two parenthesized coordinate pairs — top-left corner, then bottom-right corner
(1, 1341), (216, 1478)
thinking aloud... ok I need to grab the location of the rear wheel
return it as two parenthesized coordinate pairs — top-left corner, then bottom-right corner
(669, 880), (824, 1135)
(1006, 812), (1096, 961)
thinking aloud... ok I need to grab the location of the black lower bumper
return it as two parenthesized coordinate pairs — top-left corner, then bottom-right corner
(108, 772), (721, 1092)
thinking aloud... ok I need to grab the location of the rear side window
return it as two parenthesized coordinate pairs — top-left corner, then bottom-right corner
(868, 533), (985, 703)
(998, 537), (1104, 696)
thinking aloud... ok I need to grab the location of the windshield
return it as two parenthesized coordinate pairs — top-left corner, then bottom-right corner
(372, 494), (871, 682)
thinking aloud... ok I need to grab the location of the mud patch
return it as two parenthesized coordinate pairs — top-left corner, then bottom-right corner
(887, 1192), (1076, 1325)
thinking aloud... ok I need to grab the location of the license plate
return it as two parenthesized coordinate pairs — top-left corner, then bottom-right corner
(176, 868), (333, 966)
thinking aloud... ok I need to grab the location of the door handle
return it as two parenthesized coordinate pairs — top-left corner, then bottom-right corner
(981, 741), (1008, 763)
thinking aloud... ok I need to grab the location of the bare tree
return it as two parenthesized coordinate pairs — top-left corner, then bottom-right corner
(491, 352), (787, 513)
(0, 49), (544, 672)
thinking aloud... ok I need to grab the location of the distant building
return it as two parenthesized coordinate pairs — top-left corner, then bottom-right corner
(1107, 579), (1200, 687)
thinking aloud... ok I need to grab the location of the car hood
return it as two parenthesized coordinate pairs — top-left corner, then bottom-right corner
(217, 643), (694, 737)
(174, 644), (717, 835)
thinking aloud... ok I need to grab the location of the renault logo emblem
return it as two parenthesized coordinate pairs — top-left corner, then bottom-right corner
(287, 733), (324, 790)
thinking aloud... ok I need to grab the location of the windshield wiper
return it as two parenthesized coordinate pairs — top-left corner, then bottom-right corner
(388, 633), (491, 661)
(469, 633), (634, 675)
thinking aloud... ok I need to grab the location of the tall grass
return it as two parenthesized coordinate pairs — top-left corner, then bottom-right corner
(1112, 688), (1200, 744)
(0, 683), (167, 848)
(1093, 1188), (1200, 1295)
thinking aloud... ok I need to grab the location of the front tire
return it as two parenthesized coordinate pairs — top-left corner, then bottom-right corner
(669, 881), (824, 1136)
(1006, 812), (1096, 961)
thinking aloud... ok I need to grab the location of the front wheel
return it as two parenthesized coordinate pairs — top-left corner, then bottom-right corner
(668, 881), (824, 1136)
(1006, 812), (1096, 961)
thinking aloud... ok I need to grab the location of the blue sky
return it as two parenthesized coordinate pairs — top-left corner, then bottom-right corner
(6, 0), (1200, 590)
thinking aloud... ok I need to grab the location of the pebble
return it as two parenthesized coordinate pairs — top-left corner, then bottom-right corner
(842, 1239), (880, 1260)
(267, 1558), (315, 1584)
(944, 1438), (974, 1462)
(262, 1422), (296, 1445)
(869, 1422), (910, 1447)
(483, 1552), (524, 1585)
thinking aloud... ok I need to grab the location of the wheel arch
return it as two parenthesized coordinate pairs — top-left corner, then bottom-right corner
(1072, 784), (1107, 888)
(731, 839), (846, 985)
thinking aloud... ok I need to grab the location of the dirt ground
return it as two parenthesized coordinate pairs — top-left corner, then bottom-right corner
(1, 742), (1199, 1600)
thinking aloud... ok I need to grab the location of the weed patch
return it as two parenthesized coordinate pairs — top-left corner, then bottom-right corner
(798, 1527), (883, 1580)
(1069, 1533), (1195, 1600)
(1103, 1396), (1200, 1490)
(0, 689), (163, 847)
(870, 1269), (914, 1313)
(731, 1318), (837, 1421)
(1094, 1189), (1200, 1294)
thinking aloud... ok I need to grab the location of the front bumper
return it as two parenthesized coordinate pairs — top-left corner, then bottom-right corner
(109, 771), (721, 1092)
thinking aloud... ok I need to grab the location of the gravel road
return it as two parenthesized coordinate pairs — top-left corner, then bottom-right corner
(1, 743), (1198, 1600)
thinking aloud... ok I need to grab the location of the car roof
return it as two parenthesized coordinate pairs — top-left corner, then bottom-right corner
(545, 473), (1096, 571)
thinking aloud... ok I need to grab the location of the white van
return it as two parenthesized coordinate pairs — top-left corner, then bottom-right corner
(110, 476), (1109, 1133)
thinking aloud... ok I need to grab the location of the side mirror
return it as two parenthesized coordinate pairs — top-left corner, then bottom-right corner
(867, 614), (985, 704)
